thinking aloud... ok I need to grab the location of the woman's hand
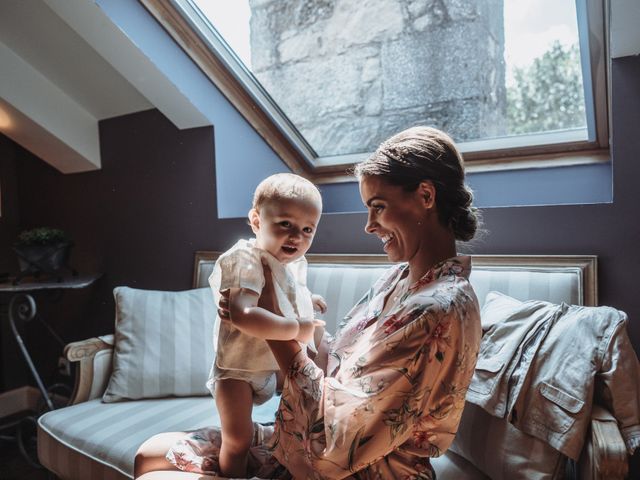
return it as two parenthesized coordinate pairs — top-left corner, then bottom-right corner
(218, 290), (230, 321)
(295, 317), (317, 344)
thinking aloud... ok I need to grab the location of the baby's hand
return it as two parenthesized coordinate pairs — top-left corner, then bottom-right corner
(311, 294), (327, 314)
(296, 317), (325, 344)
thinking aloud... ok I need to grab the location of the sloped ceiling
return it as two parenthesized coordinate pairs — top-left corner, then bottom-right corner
(0, 0), (209, 174)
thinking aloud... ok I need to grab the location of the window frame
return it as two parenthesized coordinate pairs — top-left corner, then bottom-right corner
(139, 0), (610, 184)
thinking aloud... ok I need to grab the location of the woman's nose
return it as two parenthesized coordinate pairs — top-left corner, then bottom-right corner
(365, 214), (376, 234)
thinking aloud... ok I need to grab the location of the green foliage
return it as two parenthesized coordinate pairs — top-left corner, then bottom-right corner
(507, 41), (586, 135)
(15, 227), (70, 246)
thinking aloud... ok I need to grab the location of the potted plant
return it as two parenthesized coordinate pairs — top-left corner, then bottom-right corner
(13, 227), (73, 276)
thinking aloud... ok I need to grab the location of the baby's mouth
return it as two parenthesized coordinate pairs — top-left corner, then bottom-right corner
(281, 245), (298, 255)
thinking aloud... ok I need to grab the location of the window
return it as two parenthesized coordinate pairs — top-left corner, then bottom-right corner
(141, 0), (609, 182)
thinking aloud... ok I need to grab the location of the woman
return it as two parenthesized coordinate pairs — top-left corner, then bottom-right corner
(135, 126), (482, 479)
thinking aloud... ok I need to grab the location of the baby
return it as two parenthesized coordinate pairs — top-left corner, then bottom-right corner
(207, 173), (326, 477)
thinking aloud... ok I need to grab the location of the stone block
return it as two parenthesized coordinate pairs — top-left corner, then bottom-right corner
(381, 23), (499, 107)
(255, 54), (363, 122)
(278, 30), (324, 63)
(361, 57), (381, 83)
(247, 0), (506, 156)
(323, 0), (404, 53)
(300, 115), (382, 156)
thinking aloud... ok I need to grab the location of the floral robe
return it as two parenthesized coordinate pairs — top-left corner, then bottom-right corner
(167, 256), (481, 479)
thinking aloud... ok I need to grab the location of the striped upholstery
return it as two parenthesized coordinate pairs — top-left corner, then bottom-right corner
(448, 402), (565, 479)
(103, 286), (215, 402)
(306, 264), (389, 333)
(38, 396), (279, 480)
(38, 254), (593, 479)
(194, 255), (586, 332)
(470, 268), (582, 308)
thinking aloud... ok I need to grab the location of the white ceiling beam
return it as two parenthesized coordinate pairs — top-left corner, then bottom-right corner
(610, 0), (640, 58)
(0, 41), (100, 173)
(43, 0), (210, 130)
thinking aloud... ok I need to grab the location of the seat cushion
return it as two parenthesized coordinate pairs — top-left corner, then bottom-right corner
(38, 396), (280, 479)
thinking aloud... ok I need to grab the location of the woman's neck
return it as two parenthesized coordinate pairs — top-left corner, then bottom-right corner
(407, 229), (457, 284)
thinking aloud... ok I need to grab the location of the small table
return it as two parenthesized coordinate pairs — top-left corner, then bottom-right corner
(0, 274), (100, 467)
(0, 274), (101, 408)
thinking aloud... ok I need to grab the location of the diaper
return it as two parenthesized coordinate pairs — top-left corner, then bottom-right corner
(208, 366), (277, 406)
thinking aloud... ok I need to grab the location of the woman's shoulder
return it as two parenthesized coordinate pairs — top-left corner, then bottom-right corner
(410, 256), (478, 311)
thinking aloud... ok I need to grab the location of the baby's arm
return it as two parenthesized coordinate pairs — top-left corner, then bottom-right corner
(311, 293), (327, 314)
(227, 287), (316, 342)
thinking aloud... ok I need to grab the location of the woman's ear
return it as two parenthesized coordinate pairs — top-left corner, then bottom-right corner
(417, 181), (436, 209)
(248, 208), (260, 234)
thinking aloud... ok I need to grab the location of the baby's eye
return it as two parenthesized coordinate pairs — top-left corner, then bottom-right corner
(303, 227), (314, 234)
(280, 221), (291, 228)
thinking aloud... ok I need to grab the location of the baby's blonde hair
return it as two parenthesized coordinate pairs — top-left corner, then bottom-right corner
(252, 173), (322, 211)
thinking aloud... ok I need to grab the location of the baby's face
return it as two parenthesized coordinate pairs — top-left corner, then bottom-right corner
(251, 197), (321, 264)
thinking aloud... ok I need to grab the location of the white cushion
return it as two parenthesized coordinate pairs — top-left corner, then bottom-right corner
(103, 286), (216, 402)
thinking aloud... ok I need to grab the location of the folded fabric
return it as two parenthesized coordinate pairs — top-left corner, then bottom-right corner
(468, 291), (640, 460)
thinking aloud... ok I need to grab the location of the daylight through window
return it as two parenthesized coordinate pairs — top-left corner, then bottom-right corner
(155, 0), (607, 176)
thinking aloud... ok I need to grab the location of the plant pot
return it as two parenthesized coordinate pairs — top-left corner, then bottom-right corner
(13, 242), (73, 274)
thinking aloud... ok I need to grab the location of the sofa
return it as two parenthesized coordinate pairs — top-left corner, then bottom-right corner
(37, 252), (632, 479)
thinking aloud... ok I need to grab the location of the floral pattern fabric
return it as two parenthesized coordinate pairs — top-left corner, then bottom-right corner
(167, 256), (481, 479)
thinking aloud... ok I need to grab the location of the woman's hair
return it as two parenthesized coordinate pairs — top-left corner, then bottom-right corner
(354, 126), (480, 241)
(252, 173), (322, 211)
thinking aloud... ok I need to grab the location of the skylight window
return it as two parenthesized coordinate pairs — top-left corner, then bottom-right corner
(149, 0), (608, 179)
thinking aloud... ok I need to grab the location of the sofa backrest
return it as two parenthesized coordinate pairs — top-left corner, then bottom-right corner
(193, 252), (597, 335)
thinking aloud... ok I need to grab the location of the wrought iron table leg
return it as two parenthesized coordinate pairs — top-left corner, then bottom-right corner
(8, 294), (55, 411)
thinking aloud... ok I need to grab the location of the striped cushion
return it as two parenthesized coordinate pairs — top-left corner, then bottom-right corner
(37, 396), (280, 479)
(449, 402), (565, 480)
(305, 264), (582, 334)
(103, 286), (216, 402)
(307, 263), (389, 334)
(470, 268), (582, 309)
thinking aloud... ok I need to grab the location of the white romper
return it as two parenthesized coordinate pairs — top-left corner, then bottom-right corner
(206, 238), (314, 404)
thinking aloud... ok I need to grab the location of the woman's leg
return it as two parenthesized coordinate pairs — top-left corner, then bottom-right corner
(216, 378), (255, 478)
(134, 431), (185, 478)
(137, 472), (216, 479)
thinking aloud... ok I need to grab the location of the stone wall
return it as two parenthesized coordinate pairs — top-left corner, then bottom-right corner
(249, 0), (506, 157)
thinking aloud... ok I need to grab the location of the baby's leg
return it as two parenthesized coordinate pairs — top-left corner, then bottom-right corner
(216, 378), (254, 478)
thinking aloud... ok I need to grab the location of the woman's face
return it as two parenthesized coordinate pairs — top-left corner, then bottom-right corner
(359, 175), (428, 264)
